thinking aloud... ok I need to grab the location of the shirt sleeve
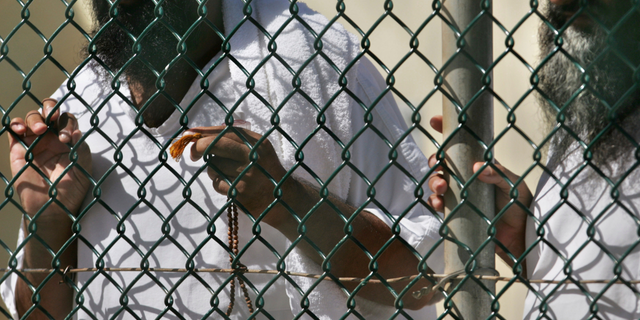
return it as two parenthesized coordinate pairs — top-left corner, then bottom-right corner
(283, 56), (442, 320)
(347, 56), (444, 273)
(1, 218), (25, 320)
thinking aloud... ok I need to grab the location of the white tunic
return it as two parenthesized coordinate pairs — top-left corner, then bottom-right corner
(1, 1), (442, 318)
(524, 145), (640, 319)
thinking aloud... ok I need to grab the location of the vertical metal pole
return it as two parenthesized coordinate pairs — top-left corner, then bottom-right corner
(441, 0), (495, 318)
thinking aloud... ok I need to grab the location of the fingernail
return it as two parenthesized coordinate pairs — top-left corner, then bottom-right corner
(233, 119), (251, 130)
(35, 122), (47, 132)
(11, 122), (24, 131)
(59, 131), (71, 143)
(482, 168), (493, 176)
(42, 98), (57, 115)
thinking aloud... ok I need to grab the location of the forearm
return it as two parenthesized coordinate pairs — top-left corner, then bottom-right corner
(16, 212), (76, 319)
(7, 101), (90, 318)
(261, 178), (434, 309)
(495, 223), (527, 277)
(190, 125), (436, 307)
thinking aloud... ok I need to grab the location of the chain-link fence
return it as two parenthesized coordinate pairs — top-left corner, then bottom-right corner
(1, 0), (638, 319)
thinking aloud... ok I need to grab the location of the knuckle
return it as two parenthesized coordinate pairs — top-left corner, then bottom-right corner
(10, 117), (23, 124)
(25, 110), (41, 119)
(42, 98), (58, 105)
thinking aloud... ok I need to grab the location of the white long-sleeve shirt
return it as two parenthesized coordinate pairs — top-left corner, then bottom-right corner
(1, 2), (442, 317)
(524, 145), (640, 319)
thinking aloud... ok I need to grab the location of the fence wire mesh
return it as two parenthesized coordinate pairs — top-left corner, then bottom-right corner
(1, 0), (639, 319)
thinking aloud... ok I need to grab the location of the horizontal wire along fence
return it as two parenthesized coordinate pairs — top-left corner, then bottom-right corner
(1, 0), (639, 319)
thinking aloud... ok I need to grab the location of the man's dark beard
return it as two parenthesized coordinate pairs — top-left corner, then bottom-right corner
(538, 1), (640, 167)
(87, 0), (200, 123)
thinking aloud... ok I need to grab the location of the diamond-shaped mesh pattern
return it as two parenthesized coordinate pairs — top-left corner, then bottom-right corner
(1, 0), (640, 319)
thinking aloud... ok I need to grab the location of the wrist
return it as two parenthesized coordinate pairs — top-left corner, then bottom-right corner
(258, 177), (309, 233)
(22, 211), (75, 251)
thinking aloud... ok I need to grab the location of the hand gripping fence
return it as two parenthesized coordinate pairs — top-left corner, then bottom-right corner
(2, 0), (640, 319)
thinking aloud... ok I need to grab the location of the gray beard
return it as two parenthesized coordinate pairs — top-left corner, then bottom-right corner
(538, 18), (640, 168)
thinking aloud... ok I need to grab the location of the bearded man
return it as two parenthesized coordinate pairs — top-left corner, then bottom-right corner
(428, 0), (640, 318)
(2, 0), (443, 319)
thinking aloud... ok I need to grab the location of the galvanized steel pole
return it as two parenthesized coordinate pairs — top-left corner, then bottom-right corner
(441, 0), (495, 318)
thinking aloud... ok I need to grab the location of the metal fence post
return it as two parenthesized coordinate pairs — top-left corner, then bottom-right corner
(441, 0), (496, 318)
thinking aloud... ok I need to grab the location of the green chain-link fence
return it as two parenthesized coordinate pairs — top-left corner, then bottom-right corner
(1, 0), (638, 319)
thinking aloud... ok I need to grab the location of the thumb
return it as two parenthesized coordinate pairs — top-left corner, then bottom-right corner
(472, 162), (519, 193)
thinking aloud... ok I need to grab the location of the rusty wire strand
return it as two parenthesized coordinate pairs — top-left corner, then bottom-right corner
(3, 267), (638, 285)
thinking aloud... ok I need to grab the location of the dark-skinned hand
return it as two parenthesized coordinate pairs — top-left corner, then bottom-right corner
(426, 115), (531, 264)
(187, 126), (286, 220)
(8, 99), (92, 217)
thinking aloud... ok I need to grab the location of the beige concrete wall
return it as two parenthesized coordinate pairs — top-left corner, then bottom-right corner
(0, 0), (543, 318)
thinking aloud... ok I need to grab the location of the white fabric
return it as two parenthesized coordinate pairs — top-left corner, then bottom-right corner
(222, 0), (356, 197)
(523, 144), (640, 319)
(1, 1), (443, 319)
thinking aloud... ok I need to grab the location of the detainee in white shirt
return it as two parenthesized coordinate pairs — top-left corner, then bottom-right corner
(3, 0), (443, 319)
(427, 0), (640, 319)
